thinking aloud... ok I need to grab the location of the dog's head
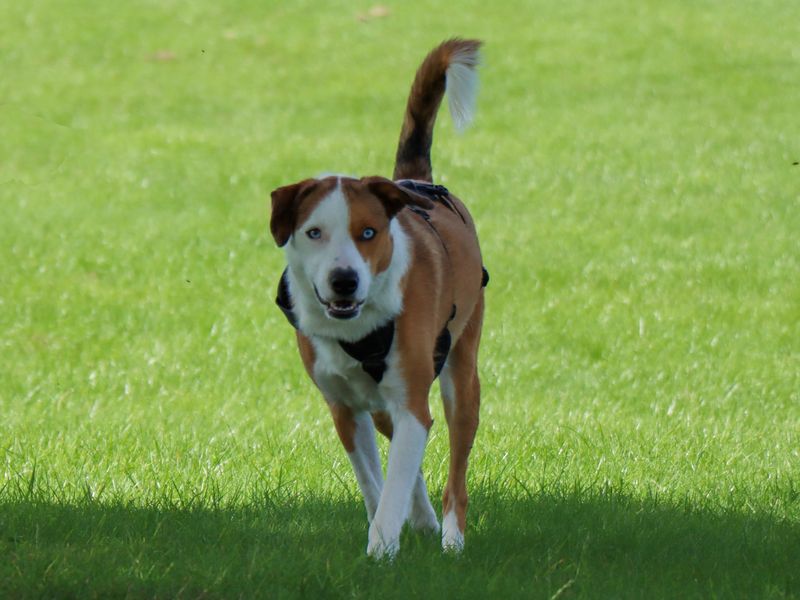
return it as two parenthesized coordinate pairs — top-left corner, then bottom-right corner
(270, 176), (433, 321)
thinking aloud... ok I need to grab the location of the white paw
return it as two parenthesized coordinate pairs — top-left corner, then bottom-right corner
(408, 504), (440, 534)
(441, 509), (465, 553)
(367, 523), (400, 560)
(442, 529), (465, 552)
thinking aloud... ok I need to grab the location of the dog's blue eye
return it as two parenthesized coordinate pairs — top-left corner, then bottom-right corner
(306, 228), (322, 240)
(361, 228), (376, 240)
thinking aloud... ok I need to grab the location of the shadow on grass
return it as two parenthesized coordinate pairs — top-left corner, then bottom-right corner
(1, 490), (798, 598)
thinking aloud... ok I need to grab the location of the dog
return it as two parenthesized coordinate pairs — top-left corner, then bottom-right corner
(269, 39), (486, 558)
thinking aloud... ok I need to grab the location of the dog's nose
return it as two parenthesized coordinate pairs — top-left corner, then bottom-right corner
(329, 268), (359, 296)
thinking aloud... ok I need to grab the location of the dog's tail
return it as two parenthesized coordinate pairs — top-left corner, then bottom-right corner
(393, 38), (482, 183)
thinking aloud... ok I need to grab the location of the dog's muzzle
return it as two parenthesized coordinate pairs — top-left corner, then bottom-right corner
(315, 269), (364, 320)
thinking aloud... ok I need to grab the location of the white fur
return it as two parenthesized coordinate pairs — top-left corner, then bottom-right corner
(446, 46), (480, 132)
(347, 412), (384, 521)
(368, 410), (429, 559)
(439, 360), (456, 407)
(409, 471), (440, 533)
(313, 337), (431, 560)
(286, 180), (369, 319)
(284, 176), (435, 559)
(285, 180), (411, 342)
(312, 338), (385, 413)
(311, 329), (434, 558)
(442, 507), (464, 552)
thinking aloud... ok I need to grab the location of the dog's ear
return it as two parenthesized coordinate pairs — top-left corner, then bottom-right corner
(270, 179), (318, 247)
(361, 176), (435, 218)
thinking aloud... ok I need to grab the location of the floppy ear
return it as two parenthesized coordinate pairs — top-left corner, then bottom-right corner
(361, 176), (435, 218)
(270, 179), (318, 247)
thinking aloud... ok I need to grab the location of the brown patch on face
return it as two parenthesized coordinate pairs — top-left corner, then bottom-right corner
(341, 179), (395, 275)
(339, 176), (436, 274)
(270, 177), (337, 246)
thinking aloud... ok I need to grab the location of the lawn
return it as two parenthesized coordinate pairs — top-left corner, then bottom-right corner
(1, 0), (799, 597)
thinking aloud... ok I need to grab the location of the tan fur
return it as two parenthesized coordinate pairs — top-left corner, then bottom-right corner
(296, 331), (316, 380)
(392, 196), (484, 524)
(298, 331), (359, 453)
(291, 183), (484, 531)
(270, 178), (337, 247)
(441, 294), (483, 530)
(394, 39), (482, 182)
(341, 180), (395, 275)
(329, 403), (358, 453)
(270, 38), (485, 553)
(371, 411), (394, 439)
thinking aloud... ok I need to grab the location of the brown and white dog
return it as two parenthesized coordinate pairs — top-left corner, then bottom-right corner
(269, 39), (485, 558)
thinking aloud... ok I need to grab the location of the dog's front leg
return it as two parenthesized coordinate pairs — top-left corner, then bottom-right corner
(367, 407), (430, 559)
(329, 403), (383, 521)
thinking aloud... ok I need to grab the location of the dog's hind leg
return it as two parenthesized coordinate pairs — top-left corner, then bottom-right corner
(372, 411), (439, 534)
(330, 403), (383, 522)
(408, 468), (440, 533)
(439, 294), (484, 552)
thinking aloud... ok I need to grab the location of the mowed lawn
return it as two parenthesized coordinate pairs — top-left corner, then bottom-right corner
(2, 0), (799, 597)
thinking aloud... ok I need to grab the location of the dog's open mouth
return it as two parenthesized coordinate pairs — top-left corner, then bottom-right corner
(326, 299), (364, 319)
(314, 287), (364, 320)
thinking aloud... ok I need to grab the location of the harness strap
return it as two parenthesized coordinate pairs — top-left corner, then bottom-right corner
(276, 269), (298, 329)
(396, 179), (466, 221)
(338, 321), (394, 383)
(407, 205), (451, 260)
(398, 179), (489, 290)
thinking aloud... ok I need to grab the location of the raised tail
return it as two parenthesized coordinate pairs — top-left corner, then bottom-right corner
(393, 38), (482, 182)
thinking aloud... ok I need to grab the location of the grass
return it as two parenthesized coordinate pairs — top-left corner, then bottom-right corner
(1, 0), (799, 597)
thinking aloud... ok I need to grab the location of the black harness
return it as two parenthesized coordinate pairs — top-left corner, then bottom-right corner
(275, 181), (488, 384)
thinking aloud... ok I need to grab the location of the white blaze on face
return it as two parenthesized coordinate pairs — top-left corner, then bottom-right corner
(289, 180), (371, 303)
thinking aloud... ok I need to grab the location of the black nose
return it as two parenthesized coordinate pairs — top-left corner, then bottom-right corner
(329, 268), (359, 296)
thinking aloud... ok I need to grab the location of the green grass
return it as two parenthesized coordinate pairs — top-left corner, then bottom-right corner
(2, 0), (799, 597)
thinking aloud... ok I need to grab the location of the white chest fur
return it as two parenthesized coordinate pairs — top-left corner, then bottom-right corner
(311, 336), (406, 414)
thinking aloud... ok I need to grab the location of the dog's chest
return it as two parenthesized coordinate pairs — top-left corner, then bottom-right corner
(310, 337), (403, 413)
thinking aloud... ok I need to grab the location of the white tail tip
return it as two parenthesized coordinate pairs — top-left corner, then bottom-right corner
(446, 47), (480, 132)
